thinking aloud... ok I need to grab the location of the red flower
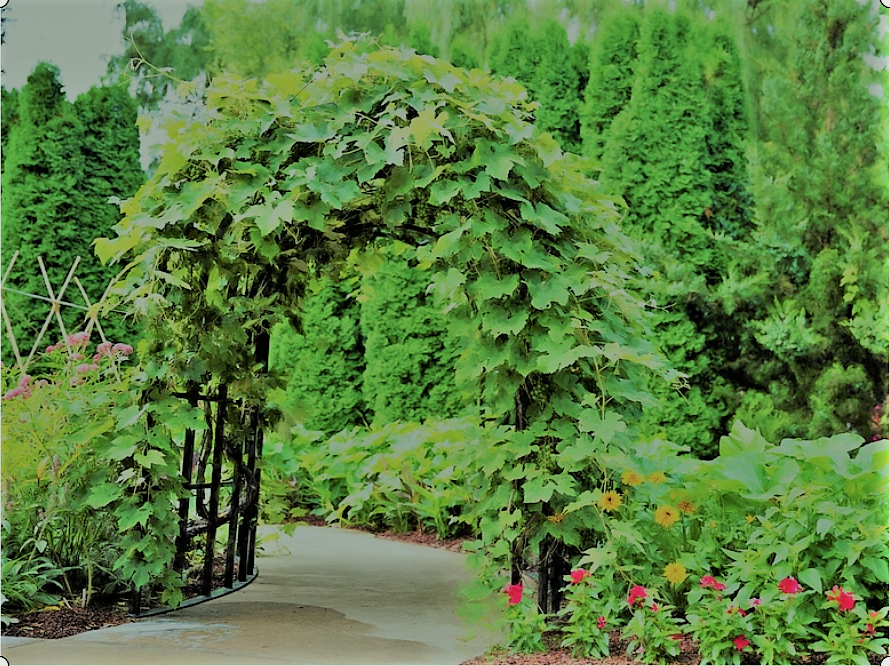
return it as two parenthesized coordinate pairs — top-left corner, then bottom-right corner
(627, 585), (647, 607)
(727, 606), (747, 616)
(596, 616), (606, 629)
(826, 585), (855, 612)
(570, 569), (588, 584)
(733, 635), (750, 651)
(650, 603), (660, 612)
(750, 598), (762, 607)
(778, 577), (801, 594)
(865, 624), (876, 636)
(700, 575), (726, 591)
(504, 583), (523, 606)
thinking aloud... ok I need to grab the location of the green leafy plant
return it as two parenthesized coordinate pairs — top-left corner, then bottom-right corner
(621, 585), (683, 663)
(557, 569), (613, 658)
(812, 586), (890, 665)
(501, 582), (549, 654)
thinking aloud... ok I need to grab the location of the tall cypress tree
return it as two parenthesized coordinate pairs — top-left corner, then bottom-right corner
(580, 8), (640, 162)
(599, 9), (753, 457)
(1, 65), (144, 356)
(359, 243), (463, 425)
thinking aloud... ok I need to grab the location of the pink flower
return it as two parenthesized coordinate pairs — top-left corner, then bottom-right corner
(826, 585), (855, 612)
(700, 575), (727, 591)
(650, 603), (659, 612)
(67, 331), (90, 346)
(70, 353), (85, 360)
(46, 344), (57, 353)
(627, 585), (647, 607)
(733, 635), (750, 651)
(750, 598), (762, 607)
(596, 616), (606, 629)
(569, 569), (588, 584)
(112, 343), (134, 355)
(778, 577), (801, 594)
(504, 583), (523, 606)
(96, 341), (114, 356)
(70, 376), (84, 386)
(75, 363), (94, 374)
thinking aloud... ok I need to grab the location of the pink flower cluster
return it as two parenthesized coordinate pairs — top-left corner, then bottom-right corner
(3, 374), (33, 400)
(92, 342), (133, 362)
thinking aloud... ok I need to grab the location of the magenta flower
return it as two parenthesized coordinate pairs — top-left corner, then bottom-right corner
(627, 585), (647, 607)
(826, 585), (855, 612)
(503, 583), (523, 606)
(112, 343), (134, 355)
(700, 575), (726, 591)
(733, 635), (750, 651)
(569, 569), (588, 584)
(596, 615), (606, 629)
(778, 577), (801, 594)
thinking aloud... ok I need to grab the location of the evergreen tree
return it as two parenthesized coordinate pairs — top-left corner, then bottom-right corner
(487, 16), (586, 152)
(599, 9), (753, 457)
(269, 274), (366, 436)
(730, 0), (888, 439)
(1, 86), (20, 167)
(359, 244), (464, 425)
(1, 64), (144, 356)
(580, 9), (640, 161)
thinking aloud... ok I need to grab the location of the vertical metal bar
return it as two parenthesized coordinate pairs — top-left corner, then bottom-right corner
(202, 385), (227, 596)
(223, 407), (245, 588)
(537, 538), (549, 613)
(175, 383), (199, 573)
(242, 331), (270, 578)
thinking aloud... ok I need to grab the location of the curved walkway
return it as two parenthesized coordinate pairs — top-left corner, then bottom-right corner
(1, 526), (501, 665)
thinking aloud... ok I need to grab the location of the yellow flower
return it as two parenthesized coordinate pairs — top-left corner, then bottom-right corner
(598, 490), (623, 513)
(663, 562), (688, 585)
(745, 514), (755, 524)
(654, 505), (680, 528)
(678, 500), (696, 514)
(621, 470), (643, 486)
(647, 471), (667, 484)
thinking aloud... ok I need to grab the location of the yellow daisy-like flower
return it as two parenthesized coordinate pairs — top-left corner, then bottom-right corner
(598, 490), (623, 513)
(663, 562), (688, 585)
(654, 505), (680, 528)
(678, 500), (696, 514)
(621, 470), (643, 486)
(647, 471), (667, 484)
(745, 514), (755, 524)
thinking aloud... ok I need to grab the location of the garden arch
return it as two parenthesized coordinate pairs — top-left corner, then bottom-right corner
(99, 38), (668, 614)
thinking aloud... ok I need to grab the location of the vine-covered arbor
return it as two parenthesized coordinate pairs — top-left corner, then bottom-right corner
(99, 37), (670, 612)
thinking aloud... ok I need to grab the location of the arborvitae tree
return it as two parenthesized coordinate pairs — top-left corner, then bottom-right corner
(1, 65), (144, 355)
(269, 274), (366, 436)
(488, 16), (586, 152)
(730, 0), (888, 440)
(580, 9), (640, 161)
(600, 9), (753, 457)
(359, 243), (464, 425)
(2, 64), (89, 350)
(1, 86), (20, 167)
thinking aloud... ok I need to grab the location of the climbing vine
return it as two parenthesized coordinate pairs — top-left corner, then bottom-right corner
(98, 37), (672, 602)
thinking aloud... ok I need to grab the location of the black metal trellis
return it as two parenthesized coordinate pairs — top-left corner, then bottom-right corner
(129, 334), (270, 615)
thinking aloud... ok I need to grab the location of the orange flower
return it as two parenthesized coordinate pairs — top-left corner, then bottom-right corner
(621, 470), (643, 486)
(654, 506), (680, 528)
(597, 490), (623, 512)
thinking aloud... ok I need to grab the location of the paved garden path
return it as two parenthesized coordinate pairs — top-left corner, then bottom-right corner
(1, 526), (501, 665)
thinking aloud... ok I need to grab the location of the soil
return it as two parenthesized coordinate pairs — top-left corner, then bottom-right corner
(1, 600), (134, 640)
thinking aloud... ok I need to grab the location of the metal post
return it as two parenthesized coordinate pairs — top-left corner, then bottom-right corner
(175, 383), (199, 572)
(202, 385), (227, 596)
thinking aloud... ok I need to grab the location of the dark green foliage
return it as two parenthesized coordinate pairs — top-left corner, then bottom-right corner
(730, 0), (888, 440)
(1, 86), (20, 165)
(598, 9), (754, 457)
(488, 16), (586, 152)
(359, 244), (464, 425)
(580, 9), (640, 162)
(1, 64), (143, 357)
(269, 274), (366, 436)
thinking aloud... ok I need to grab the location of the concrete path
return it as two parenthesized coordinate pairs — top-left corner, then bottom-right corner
(1, 526), (501, 665)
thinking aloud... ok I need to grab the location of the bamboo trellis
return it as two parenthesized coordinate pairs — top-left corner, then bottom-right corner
(1, 251), (123, 376)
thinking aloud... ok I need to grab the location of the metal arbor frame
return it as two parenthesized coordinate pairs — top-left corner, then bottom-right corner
(1, 252), (266, 615)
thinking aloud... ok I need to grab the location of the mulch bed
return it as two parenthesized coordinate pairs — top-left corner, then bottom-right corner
(2, 600), (134, 640)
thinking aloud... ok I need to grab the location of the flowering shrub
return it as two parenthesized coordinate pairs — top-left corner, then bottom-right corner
(500, 582), (548, 654)
(812, 588), (890, 664)
(621, 586), (683, 662)
(1, 333), (136, 612)
(557, 569), (613, 658)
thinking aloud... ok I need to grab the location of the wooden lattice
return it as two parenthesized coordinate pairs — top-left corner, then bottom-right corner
(1, 251), (122, 375)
